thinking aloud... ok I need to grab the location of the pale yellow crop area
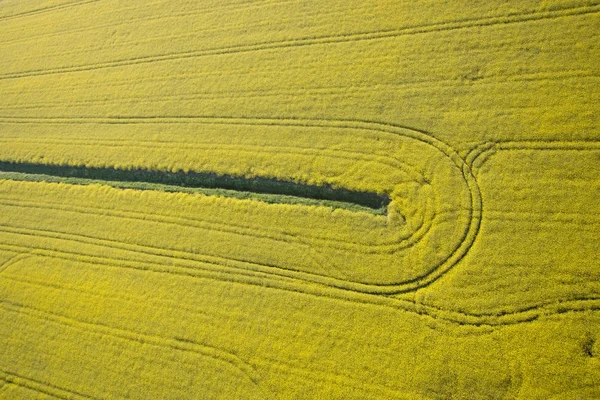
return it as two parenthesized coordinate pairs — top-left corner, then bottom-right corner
(0, 0), (599, 399)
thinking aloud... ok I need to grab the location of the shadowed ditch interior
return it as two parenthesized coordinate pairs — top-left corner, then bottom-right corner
(0, 161), (390, 214)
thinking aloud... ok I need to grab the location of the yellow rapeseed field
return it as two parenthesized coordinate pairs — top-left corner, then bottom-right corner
(0, 0), (599, 398)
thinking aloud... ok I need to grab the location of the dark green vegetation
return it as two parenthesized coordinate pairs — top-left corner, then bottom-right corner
(0, 161), (389, 214)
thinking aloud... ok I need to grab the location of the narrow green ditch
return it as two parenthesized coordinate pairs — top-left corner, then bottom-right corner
(0, 161), (389, 215)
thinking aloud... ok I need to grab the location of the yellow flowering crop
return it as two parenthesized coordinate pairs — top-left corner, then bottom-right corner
(0, 0), (598, 398)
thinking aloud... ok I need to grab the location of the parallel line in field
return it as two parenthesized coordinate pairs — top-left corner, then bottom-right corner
(0, 3), (597, 80)
(0, 193), (406, 253)
(0, 138), (424, 183)
(0, 300), (260, 383)
(0, 114), (459, 164)
(0, 253), (28, 274)
(1, 70), (595, 111)
(0, 369), (96, 400)
(0, 242), (310, 300)
(1, 286), (401, 397)
(0, 268), (478, 345)
(465, 140), (600, 175)
(0, 195), (319, 247)
(0, 272), (216, 321)
(0, 342), (271, 399)
(0, 197), (457, 290)
(0, 115), (482, 294)
(0, 194), (430, 255)
(2, 271), (404, 398)
(1, 3), (314, 62)
(483, 212), (600, 227)
(0, 193), (460, 263)
(4, 203), (460, 306)
(4, 241), (600, 329)
(3, 202), (596, 324)
(0, 237), (432, 315)
(1, 312), (232, 376)
(0, 122), (434, 251)
(0, 196), (316, 244)
(0, 227), (315, 288)
(10, 2), (597, 70)
(488, 208), (600, 217)
(0, 328), (263, 398)
(0, 135), (405, 168)
(0, 225), (436, 302)
(438, 297), (600, 322)
(1, 238), (600, 327)
(0, 220), (444, 294)
(3, 66), (593, 102)
(0, 0), (98, 22)
(0, 113), (563, 159)
(0, 263), (452, 396)
(0, 116), (429, 184)
(0, 114), (437, 140)
(0, 0), (293, 46)
(467, 140), (600, 167)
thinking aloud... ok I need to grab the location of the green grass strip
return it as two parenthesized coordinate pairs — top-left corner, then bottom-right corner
(0, 170), (387, 215)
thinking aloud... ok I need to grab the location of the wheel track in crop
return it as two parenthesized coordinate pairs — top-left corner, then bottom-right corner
(0, 2), (598, 80)
(9, 3), (598, 76)
(465, 140), (600, 175)
(4, 120), (597, 323)
(464, 139), (600, 227)
(0, 220), (455, 295)
(0, 117), (470, 284)
(0, 252), (25, 275)
(0, 0), (294, 46)
(0, 0), (98, 23)
(0, 228), (320, 299)
(0, 194), (456, 273)
(0, 116), (480, 293)
(2, 69), (593, 106)
(0, 369), (97, 400)
(1, 272), (419, 397)
(0, 192), (437, 253)
(0, 134), (424, 183)
(2, 243), (599, 328)
(0, 299), (260, 385)
(0, 297), (404, 398)
(2, 69), (595, 112)
(0, 203), (595, 321)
